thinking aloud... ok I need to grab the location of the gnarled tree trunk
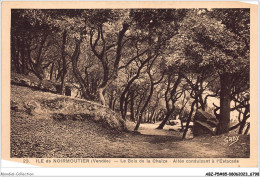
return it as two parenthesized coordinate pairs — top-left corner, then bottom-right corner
(59, 30), (67, 95)
(217, 73), (232, 135)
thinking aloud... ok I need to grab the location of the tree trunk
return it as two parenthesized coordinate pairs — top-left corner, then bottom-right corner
(182, 100), (196, 139)
(157, 74), (182, 129)
(135, 76), (155, 130)
(120, 54), (154, 120)
(157, 111), (173, 129)
(120, 74), (141, 119)
(238, 107), (249, 134)
(123, 98), (128, 120)
(109, 92), (114, 109)
(217, 73), (232, 135)
(130, 92), (135, 122)
(134, 112), (142, 131)
(180, 117), (184, 131)
(199, 95), (206, 111)
(244, 123), (250, 135)
(112, 98), (117, 111)
(98, 87), (106, 106)
(33, 34), (48, 80)
(11, 36), (21, 73)
(60, 77), (65, 95)
(155, 111), (162, 122)
(20, 39), (26, 74)
(71, 39), (94, 100)
(60, 30), (67, 95)
(134, 100), (142, 122)
(150, 110), (155, 123)
(49, 63), (55, 81)
(120, 91), (127, 120)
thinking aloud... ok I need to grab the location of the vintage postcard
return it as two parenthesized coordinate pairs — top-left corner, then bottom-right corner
(1, 0), (259, 176)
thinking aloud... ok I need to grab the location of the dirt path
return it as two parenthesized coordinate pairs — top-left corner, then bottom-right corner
(11, 111), (249, 158)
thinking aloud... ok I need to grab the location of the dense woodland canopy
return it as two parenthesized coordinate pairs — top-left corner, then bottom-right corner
(11, 9), (250, 137)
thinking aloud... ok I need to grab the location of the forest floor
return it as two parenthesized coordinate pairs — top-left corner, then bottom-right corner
(10, 85), (250, 158)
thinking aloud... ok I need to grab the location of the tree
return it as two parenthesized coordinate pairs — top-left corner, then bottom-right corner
(134, 60), (164, 130)
(169, 9), (249, 134)
(70, 9), (154, 105)
(11, 9), (55, 79)
(157, 69), (184, 129)
(88, 15), (130, 105)
(119, 49), (158, 120)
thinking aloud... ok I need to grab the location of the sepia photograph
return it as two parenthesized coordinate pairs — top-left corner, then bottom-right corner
(9, 7), (252, 160)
